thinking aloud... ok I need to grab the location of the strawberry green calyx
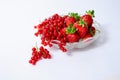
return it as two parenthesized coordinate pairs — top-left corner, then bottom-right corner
(68, 12), (80, 20)
(79, 19), (86, 27)
(89, 29), (94, 36)
(66, 24), (76, 34)
(86, 10), (95, 17)
(89, 27), (95, 36)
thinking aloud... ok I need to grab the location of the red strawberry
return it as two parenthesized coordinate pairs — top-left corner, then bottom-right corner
(68, 13), (80, 21)
(65, 16), (76, 26)
(82, 10), (95, 27)
(66, 24), (80, 43)
(65, 13), (80, 26)
(89, 26), (96, 36)
(67, 33), (80, 43)
(74, 19), (88, 38)
(82, 33), (92, 40)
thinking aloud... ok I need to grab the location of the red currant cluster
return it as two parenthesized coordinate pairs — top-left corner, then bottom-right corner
(29, 46), (51, 65)
(34, 14), (68, 52)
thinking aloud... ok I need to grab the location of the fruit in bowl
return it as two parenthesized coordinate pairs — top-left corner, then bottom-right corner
(29, 10), (101, 65)
(34, 10), (100, 52)
(51, 20), (100, 50)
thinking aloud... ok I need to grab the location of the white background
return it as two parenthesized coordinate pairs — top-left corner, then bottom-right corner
(0, 0), (120, 80)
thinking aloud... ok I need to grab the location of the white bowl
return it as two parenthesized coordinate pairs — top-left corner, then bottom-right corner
(51, 20), (101, 50)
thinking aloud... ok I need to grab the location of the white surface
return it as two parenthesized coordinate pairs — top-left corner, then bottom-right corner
(0, 0), (120, 80)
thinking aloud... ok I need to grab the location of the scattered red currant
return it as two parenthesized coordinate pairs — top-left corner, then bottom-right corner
(34, 14), (68, 52)
(29, 45), (52, 65)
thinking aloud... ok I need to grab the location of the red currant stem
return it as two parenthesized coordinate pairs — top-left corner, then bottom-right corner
(35, 42), (39, 52)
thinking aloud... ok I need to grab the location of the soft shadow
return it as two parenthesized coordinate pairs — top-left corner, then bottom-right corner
(66, 24), (109, 55)
(104, 75), (120, 80)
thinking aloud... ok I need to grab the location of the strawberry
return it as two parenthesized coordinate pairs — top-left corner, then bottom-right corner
(66, 24), (76, 34)
(65, 16), (76, 26)
(73, 19), (88, 38)
(89, 26), (96, 36)
(82, 33), (92, 40)
(66, 24), (80, 43)
(82, 10), (95, 27)
(65, 13), (80, 26)
(67, 33), (80, 43)
(68, 13), (80, 21)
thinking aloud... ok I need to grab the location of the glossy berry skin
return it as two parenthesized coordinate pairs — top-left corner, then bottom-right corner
(32, 47), (36, 52)
(74, 21), (88, 38)
(67, 33), (80, 43)
(82, 14), (93, 27)
(65, 16), (76, 26)
(82, 33), (92, 40)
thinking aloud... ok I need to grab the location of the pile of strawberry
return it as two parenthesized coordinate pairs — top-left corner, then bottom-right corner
(29, 10), (96, 65)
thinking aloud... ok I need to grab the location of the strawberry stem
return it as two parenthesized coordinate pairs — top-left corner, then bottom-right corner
(66, 24), (76, 34)
(86, 10), (95, 17)
(68, 12), (80, 20)
(79, 19), (86, 27)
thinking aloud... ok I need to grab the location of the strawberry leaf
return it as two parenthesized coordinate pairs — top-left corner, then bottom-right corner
(66, 24), (76, 34)
(68, 13), (80, 20)
(79, 19), (86, 27)
(86, 10), (95, 17)
(89, 28), (95, 36)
